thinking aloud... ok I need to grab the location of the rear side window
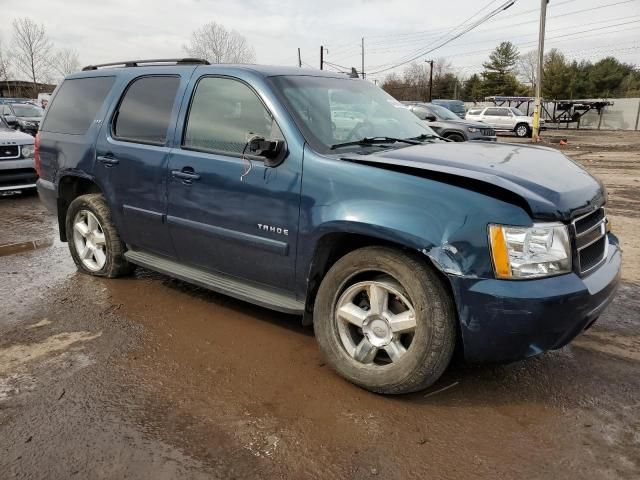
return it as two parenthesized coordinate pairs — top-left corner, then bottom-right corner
(41, 76), (115, 135)
(113, 76), (180, 145)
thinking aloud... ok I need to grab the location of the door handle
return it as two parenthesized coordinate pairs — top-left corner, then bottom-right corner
(171, 169), (201, 183)
(97, 155), (120, 166)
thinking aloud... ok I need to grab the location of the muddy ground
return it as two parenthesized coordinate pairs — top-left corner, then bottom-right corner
(1, 130), (639, 479)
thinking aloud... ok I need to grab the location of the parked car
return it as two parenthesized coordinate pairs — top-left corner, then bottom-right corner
(466, 106), (545, 138)
(37, 59), (620, 394)
(0, 102), (44, 135)
(404, 102), (496, 141)
(0, 115), (37, 192)
(431, 99), (466, 119)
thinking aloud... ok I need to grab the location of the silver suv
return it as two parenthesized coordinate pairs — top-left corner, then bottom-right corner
(466, 106), (544, 138)
(0, 116), (36, 192)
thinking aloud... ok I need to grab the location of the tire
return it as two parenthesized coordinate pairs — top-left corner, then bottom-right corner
(314, 246), (456, 394)
(515, 123), (530, 138)
(445, 132), (465, 142)
(65, 193), (133, 278)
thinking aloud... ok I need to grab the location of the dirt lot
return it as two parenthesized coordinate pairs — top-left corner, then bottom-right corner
(1, 130), (639, 479)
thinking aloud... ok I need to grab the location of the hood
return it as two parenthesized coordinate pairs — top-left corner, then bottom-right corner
(0, 127), (35, 144)
(344, 141), (604, 222)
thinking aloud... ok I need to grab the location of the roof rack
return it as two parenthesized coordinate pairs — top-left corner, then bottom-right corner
(82, 58), (210, 71)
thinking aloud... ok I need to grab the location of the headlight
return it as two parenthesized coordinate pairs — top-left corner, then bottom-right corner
(21, 145), (34, 158)
(488, 223), (571, 279)
(467, 127), (478, 133)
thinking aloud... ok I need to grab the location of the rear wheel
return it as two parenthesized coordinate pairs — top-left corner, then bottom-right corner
(445, 132), (465, 142)
(66, 193), (133, 278)
(515, 123), (530, 138)
(314, 246), (456, 394)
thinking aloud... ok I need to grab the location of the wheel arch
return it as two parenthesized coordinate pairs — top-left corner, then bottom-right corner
(303, 229), (452, 320)
(56, 174), (104, 241)
(441, 129), (467, 141)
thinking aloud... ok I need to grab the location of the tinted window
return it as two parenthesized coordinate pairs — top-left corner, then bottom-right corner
(484, 108), (501, 116)
(113, 76), (180, 144)
(41, 77), (115, 135)
(497, 108), (511, 116)
(184, 77), (282, 154)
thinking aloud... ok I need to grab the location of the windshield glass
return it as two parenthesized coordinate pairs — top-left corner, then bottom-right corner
(428, 104), (460, 121)
(510, 107), (526, 116)
(270, 76), (435, 153)
(12, 105), (43, 117)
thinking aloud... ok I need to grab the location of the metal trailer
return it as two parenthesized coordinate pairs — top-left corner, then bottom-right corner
(484, 96), (614, 129)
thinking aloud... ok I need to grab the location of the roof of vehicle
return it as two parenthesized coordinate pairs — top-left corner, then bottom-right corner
(70, 61), (350, 80)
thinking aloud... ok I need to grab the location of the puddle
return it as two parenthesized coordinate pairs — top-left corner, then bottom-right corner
(0, 239), (54, 257)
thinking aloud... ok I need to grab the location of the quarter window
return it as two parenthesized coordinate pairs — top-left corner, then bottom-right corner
(183, 77), (282, 155)
(42, 77), (115, 135)
(113, 76), (180, 145)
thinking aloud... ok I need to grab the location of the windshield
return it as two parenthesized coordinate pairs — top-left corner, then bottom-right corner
(270, 76), (435, 153)
(12, 105), (43, 117)
(510, 107), (526, 116)
(428, 104), (460, 121)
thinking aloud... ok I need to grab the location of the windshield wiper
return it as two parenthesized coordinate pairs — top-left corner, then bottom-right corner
(330, 136), (422, 150)
(407, 133), (451, 142)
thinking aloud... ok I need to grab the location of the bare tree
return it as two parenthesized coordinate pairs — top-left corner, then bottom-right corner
(517, 50), (537, 93)
(52, 48), (81, 78)
(184, 22), (256, 64)
(12, 18), (53, 96)
(0, 39), (13, 96)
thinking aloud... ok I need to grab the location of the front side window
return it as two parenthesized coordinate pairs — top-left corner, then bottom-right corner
(113, 76), (180, 145)
(183, 77), (282, 155)
(497, 108), (512, 116)
(428, 104), (460, 120)
(484, 108), (501, 116)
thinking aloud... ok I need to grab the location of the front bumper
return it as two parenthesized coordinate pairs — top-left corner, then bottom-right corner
(449, 233), (621, 363)
(0, 158), (37, 191)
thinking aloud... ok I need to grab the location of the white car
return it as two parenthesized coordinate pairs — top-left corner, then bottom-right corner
(466, 106), (544, 138)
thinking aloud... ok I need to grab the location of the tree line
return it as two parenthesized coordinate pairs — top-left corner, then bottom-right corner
(381, 41), (640, 102)
(0, 18), (255, 98)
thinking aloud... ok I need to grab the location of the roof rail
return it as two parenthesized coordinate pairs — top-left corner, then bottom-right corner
(82, 58), (210, 71)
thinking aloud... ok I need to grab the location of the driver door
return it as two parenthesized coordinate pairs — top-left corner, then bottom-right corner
(166, 75), (302, 291)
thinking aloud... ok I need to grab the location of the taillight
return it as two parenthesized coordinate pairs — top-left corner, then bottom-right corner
(34, 132), (42, 177)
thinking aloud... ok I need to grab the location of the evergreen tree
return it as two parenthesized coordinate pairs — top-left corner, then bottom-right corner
(481, 41), (520, 96)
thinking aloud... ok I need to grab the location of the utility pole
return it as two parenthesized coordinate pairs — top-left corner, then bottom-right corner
(532, 0), (548, 141)
(361, 37), (365, 79)
(427, 60), (434, 102)
(320, 45), (324, 70)
(298, 48), (302, 68)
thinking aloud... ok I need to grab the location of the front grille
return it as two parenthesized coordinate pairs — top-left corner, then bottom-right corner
(573, 207), (607, 275)
(0, 145), (20, 159)
(480, 128), (495, 136)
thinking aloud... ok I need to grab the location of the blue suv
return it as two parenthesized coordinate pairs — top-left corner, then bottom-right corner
(36, 59), (621, 394)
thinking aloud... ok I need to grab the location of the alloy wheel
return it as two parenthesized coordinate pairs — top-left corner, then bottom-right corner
(72, 209), (107, 271)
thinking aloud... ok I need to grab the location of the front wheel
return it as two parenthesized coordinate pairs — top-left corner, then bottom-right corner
(66, 193), (133, 278)
(515, 123), (531, 138)
(314, 246), (456, 394)
(445, 132), (465, 142)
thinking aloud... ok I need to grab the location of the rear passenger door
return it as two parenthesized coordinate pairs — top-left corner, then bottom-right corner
(94, 72), (191, 257)
(166, 75), (301, 291)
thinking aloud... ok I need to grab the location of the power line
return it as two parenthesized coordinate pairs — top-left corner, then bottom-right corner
(368, 0), (518, 75)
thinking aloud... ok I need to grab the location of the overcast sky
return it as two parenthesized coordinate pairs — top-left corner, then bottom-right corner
(1, 0), (639, 81)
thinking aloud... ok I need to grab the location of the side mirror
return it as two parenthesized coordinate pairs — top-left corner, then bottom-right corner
(248, 136), (285, 167)
(4, 114), (17, 125)
(424, 114), (437, 122)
